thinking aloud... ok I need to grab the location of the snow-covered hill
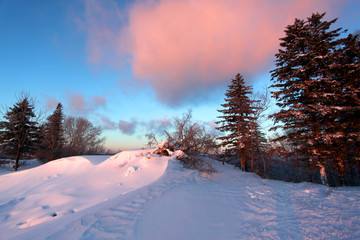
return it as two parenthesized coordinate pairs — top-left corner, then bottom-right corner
(0, 150), (359, 239)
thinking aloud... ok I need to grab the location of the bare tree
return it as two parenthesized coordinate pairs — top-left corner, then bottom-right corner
(145, 132), (158, 148)
(249, 88), (271, 175)
(147, 110), (218, 174)
(165, 109), (218, 155)
(63, 117), (105, 156)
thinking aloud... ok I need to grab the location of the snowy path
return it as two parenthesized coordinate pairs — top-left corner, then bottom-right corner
(1, 152), (360, 240)
(133, 160), (360, 240)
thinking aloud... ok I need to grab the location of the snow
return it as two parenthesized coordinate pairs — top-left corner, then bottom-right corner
(1, 150), (359, 239)
(0, 159), (41, 176)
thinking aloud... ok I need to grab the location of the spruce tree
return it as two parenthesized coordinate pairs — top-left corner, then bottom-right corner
(40, 103), (64, 160)
(216, 73), (258, 171)
(270, 12), (360, 185)
(0, 96), (40, 170)
(326, 33), (360, 182)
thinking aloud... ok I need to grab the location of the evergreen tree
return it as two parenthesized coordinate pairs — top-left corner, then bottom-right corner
(0, 95), (40, 170)
(270, 12), (360, 185)
(327, 33), (360, 182)
(216, 73), (258, 171)
(39, 103), (64, 160)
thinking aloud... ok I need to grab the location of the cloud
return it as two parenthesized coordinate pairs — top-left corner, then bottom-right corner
(81, 0), (343, 106)
(119, 119), (138, 135)
(67, 91), (107, 115)
(93, 95), (107, 107)
(98, 115), (172, 136)
(143, 117), (172, 136)
(78, 0), (128, 67)
(44, 96), (59, 111)
(99, 115), (117, 130)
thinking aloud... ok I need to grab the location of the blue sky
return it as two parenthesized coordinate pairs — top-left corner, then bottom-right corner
(1, 0), (359, 150)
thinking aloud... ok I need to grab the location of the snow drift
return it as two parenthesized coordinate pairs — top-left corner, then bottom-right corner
(0, 149), (169, 234)
(1, 149), (359, 239)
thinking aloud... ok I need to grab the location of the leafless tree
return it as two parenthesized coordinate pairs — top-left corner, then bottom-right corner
(249, 88), (271, 175)
(63, 117), (105, 156)
(145, 132), (158, 148)
(164, 109), (218, 155)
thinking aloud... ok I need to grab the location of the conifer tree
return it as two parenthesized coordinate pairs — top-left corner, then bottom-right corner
(0, 95), (40, 170)
(40, 103), (64, 160)
(326, 33), (360, 181)
(216, 73), (258, 171)
(270, 12), (360, 185)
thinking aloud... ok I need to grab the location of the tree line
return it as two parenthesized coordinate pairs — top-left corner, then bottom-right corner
(215, 13), (359, 186)
(148, 12), (359, 187)
(0, 94), (106, 170)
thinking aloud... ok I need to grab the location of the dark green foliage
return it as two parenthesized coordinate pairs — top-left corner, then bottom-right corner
(0, 96), (40, 170)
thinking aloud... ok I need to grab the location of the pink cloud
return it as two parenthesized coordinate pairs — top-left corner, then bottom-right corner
(93, 95), (107, 107)
(69, 92), (86, 111)
(81, 0), (346, 106)
(114, 117), (172, 136)
(67, 92), (107, 115)
(100, 115), (117, 130)
(119, 119), (138, 135)
(144, 117), (172, 136)
(44, 96), (59, 111)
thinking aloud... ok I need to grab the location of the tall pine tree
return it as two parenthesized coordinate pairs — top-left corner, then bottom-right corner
(0, 95), (40, 170)
(270, 12), (360, 185)
(216, 73), (259, 171)
(327, 32), (360, 182)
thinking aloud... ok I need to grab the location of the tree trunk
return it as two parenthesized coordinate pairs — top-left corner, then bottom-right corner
(14, 147), (21, 171)
(337, 155), (346, 186)
(222, 150), (226, 165)
(250, 124), (254, 172)
(318, 163), (328, 186)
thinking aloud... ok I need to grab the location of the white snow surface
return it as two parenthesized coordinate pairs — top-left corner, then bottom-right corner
(0, 149), (359, 239)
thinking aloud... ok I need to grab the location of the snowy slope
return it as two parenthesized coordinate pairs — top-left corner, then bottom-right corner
(1, 150), (359, 240)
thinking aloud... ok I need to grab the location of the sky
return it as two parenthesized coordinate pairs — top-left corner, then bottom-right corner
(1, 0), (359, 150)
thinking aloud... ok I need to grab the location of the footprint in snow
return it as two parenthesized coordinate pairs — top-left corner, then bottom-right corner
(125, 166), (140, 176)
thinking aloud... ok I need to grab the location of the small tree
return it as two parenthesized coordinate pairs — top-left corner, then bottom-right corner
(151, 109), (218, 174)
(0, 95), (40, 170)
(164, 109), (217, 155)
(216, 73), (259, 171)
(37, 103), (64, 161)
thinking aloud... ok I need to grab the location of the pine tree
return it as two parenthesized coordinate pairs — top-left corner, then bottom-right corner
(270, 12), (360, 185)
(0, 96), (40, 170)
(40, 103), (64, 160)
(326, 33), (360, 182)
(216, 73), (258, 171)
